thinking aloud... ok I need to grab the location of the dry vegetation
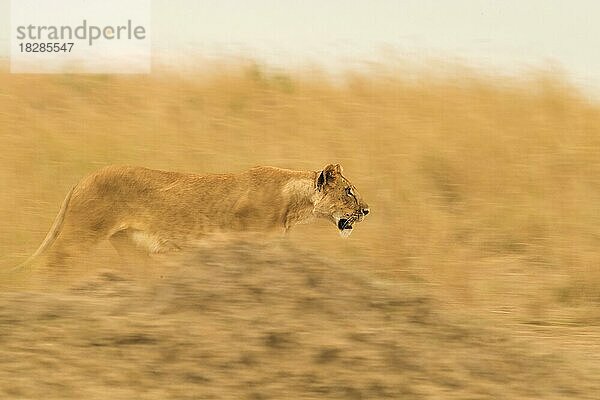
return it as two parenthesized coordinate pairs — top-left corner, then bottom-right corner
(1, 60), (600, 397)
(1, 240), (597, 399)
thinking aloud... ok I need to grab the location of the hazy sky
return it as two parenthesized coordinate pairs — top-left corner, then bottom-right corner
(1, 1), (600, 86)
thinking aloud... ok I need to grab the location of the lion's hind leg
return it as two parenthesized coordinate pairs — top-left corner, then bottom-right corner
(38, 225), (105, 284)
(109, 229), (153, 264)
(109, 229), (181, 278)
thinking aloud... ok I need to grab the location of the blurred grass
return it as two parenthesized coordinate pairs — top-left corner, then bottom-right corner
(1, 61), (600, 315)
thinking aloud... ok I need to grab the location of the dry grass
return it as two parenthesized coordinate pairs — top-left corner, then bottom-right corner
(1, 240), (597, 399)
(2, 61), (600, 307)
(1, 59), (600, 396)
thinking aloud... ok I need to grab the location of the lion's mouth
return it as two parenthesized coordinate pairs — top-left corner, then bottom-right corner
(337, 217), (355, 238)
(338, 218), (353, 231)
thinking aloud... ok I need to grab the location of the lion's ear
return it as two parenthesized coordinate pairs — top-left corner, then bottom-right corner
(317, 163), (341, 190)
(316, 170), (326, 190)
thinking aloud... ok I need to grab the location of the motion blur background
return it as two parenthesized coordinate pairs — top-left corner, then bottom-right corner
(1, 1), (600, 398)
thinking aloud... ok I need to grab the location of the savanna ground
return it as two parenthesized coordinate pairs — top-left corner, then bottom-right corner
(1, 60), (600, 398)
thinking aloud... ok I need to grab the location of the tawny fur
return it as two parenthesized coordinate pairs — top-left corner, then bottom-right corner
(14, 164), (369, 269)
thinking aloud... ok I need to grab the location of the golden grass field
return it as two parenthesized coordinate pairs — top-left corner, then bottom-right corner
(1, 61), (600, 398)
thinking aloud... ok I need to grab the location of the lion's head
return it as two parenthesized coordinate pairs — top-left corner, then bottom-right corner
(313, 163), (370, 237)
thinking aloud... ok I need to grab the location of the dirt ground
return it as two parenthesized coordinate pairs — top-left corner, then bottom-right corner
(0, 239), (598, 400)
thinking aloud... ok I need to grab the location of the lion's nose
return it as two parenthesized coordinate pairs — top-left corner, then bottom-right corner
(362, 208), (370, 216)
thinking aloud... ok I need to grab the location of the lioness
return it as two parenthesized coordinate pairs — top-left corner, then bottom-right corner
(15, 163), (369, 269)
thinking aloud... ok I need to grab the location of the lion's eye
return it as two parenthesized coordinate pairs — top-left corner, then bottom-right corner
(346, 187), (353, 197)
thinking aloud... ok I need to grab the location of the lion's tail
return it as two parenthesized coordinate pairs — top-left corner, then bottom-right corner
(9, 186), (75, 273)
